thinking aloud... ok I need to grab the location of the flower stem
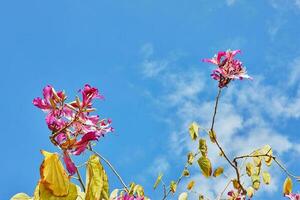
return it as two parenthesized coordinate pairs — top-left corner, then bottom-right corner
(90, 148), (129, 192)
(210, 88), (246, 194)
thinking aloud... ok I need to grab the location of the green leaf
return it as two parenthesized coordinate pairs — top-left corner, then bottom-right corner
(197, 156), (212, 177)
(189, 122), (199, 141)
(153, 173), (163, 189)
(86, 154), (109, 200)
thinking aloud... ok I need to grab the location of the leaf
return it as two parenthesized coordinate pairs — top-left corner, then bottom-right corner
(247, 186), (255, 198)
(261, 145), (273, 166)
(178, 192), (188, 200)
(283, 177), (293, 195)
(232, 179), (240, 190)
(252, 150), (262, 167)
(183, 169), (190, 177)
(187, 180), (195, 190)
(37, 181), (78, 200)
(133, 185), (144, 197)
(109, 189), (119, 200)
(170, 181), (177, 193)
(187, 152), (194, 165)
(198, 195), (204, 200)
(10, 193), (32, 200)
(189, 122), (199, 141)
(246, 162), (254, 176)
(40, 150), (70, 196)
(251, 175), (260, 190)
(213, 167), (224, 177)
(199, 139), (208, 156)
(85, 154), (109, 200)
(208, 130), (216, 143)
(197, 156), (212, 177)
(153, 173), (163, 189)
(262, 171), (271, 185)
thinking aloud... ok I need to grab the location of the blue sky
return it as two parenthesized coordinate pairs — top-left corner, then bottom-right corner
(1, 0), (300, 199)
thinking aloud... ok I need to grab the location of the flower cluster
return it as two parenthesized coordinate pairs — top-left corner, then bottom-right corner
(33, 84), (113, 175)
(117, 194), (144, 200)
(203, 50), (252, 88)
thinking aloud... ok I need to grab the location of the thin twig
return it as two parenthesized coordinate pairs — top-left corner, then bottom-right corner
(90, 148), (129, 192)
(76, 168), (86, 192)
(217, 180), (232, 200)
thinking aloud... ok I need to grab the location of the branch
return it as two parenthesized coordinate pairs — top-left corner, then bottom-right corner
(210, 88), (246, 194)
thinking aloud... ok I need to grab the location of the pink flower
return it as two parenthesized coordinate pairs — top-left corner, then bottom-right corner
(81, 84), (104, 107)
(33, 84), (113, 173)
(71, 131), (100, 155)
(63, 151), (77, 175)
(227, 190), (245, 200)
(117, 194), (144, 200)
(286, 194), (300, 200)
(203, 50), (252, 88)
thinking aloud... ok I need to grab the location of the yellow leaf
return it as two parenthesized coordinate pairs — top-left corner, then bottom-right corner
(252, 150), (262, 167)
(251, 175), (260, 190)
(246, 162), (254, 176)
(254, 166), (261, 176)
(213, 167), (224, 177)
(183, 169), (190, 177)
(247, 186), (255, 198)
(197, 156), (212, 177)
(153, 173), (163, 189)
(208, 130), (216, 143)
(86, 154), (109, 200)
(170, 181), (177, 193)
(133, 185), (144, 197)
(10, 193), (32, 200)
(178, 192), (188, 200)
(232, 179), (240, 190)
(198, 195), (204, 200)
(37, 181), (78, 200)
(40, 150), (70, 196)
(199, 139), (208, 157)
(262, 171), (271, 185)
(109, 189), (119, 200)
(187, 152), (194, 165)
(283, 177), (293, 195)
(189, 122), (199, 141)
(261, 145), (273, 166)
(187, 180), (195, 190)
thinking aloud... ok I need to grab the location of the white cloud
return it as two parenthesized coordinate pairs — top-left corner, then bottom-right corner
(226, 0), (236, 6)
(139, 44), (300, 199)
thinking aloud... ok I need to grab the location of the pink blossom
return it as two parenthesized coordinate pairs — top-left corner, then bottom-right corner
(81, 84), (104, 107)
(286, 194), (300, 200)
(63, 151), (77, 175)
(203, 50), (252, 88)
(33, 84), (113, 173)
(71, 131), (100, 155)
(227, 190), (246, 200)
(117, 194), (144, 200)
